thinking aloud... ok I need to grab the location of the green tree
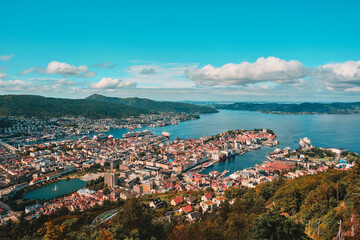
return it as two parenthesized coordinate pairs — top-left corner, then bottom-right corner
(116, 198), (162, 239)
(253, 210), (308, 240)
(38, 222), (67, 240)
(219, 200), (231, 221)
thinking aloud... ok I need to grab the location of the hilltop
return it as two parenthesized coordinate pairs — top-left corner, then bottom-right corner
(85, 94), (218, 114)
(0, 94), (217, 119)
(0, 95), (147, 119)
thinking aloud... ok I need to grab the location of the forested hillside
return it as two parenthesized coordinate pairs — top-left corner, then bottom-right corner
(0, 95), (147, 119)
(86, 94), (218, 114)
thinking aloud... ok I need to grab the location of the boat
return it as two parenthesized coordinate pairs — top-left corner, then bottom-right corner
(123, 130), (153, 138)
(53, 185), (58, 191)
(299, 137), (311, 148)
(97, 133), (107, 139)
(162, 131), (170, 138)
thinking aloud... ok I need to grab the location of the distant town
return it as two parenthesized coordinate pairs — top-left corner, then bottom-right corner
(0, 112), (198, 145)
(0, 113), (355, 227)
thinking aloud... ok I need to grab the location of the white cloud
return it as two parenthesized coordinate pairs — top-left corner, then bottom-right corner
(186, 57), (308, 86)
(19, 61), (96, 78)
(0, 76), (81, 94)
(91, 78), (137, 89)
(0, 72), (8, 79)
(54, 78), (75, 86)
(344, 87), (360, 92)
(0, 79), (31, 90)
(312, 60), (360, 91)
(19, 67), (35, 75)
(0, 54), (14, 61)
(44, 61), (95, 77)
(117, 81), (137, 88)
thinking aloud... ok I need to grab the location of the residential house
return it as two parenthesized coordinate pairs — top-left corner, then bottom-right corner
(200, 200), (217, 212)
(171, 196), (183, 206)
(187, 211), (200, 221)
(150, 198), (167, 209)
(213, 196), (227, 207)
(201, 193), (212, 201)
(185, 195), (197, 205)
(179, 205), (192, 214)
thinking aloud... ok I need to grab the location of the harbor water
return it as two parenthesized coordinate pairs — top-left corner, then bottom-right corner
(108, 110), (360, 174)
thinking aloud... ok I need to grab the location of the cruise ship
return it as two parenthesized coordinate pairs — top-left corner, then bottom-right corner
(299, 137), (311, 148)
(123, 130), (153, 138)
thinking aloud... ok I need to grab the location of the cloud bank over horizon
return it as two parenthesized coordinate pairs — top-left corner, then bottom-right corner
(186, 57), (308, 86)
(1, 56), (360, 101)
(186, 57), (360, 92)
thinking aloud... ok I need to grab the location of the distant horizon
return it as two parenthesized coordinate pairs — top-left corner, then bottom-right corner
(1, 93), (359, 104)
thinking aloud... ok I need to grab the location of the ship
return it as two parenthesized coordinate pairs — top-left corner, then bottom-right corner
(123, 130), (153, 138)
(161, 131), (170, 138)
(299, 137), (311, 148)
(97, 133), (107, 140)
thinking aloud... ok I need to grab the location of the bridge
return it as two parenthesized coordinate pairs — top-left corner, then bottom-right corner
(0, 140), (17, 153)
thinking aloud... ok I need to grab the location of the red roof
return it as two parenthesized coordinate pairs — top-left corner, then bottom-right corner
(172, 196), (183, 205)
(260, 162), (292, 172)
(181, 205), (192, 213)
(203, 193), (212, 200)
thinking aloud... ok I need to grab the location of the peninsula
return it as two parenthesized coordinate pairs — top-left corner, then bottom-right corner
(215, 102), (360, 114)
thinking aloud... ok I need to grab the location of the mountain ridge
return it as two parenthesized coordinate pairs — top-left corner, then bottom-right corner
(85, 94), (218, 114)
(0, 95), (147, 119)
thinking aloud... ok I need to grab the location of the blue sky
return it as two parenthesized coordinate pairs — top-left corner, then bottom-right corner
(1, 0), (360, 101)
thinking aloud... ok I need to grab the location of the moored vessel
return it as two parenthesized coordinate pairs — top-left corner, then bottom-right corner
(161, 131), (170, 138)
